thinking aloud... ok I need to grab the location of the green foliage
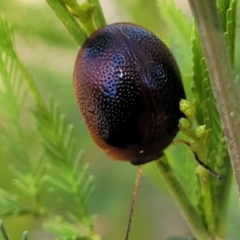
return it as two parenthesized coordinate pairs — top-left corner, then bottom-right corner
(115, 0), (161, 34)
(218, 0), (237, 54)
(157, 0), (238, 239)
(46, 0), (88, 46)
(0, 0), (239, 239)
(166, 236), (195, 240)
(46, 0), (106, 46)
(0, 16), (99, 240)
(157, 0), (193, 67)
(0, 220), (28, 240)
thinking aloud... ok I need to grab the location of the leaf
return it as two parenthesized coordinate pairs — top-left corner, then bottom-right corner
(44, 216), (88, 240)
(0, 16), (95, 238)
(0, 189), (29, 216)
(156, 0), (235, 237)
(33, 94), (94, 225)
(22, 231), (29, 240)
(157, 0), (193, 67)
(225, 0), (237, 64)
(0, 219), (9, 240)
(0, 220), (29, 240)
(165, 236), (196, 240)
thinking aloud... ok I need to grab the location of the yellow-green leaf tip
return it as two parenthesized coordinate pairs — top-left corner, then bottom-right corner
(195, 125), (207, 138)
(180, 99), (195, 120)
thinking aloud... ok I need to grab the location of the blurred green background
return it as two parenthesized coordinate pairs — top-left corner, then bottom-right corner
(0, 0), (240, 239)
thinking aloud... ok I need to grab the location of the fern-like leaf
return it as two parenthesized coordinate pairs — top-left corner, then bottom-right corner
(0, 17), (46, 218)
(22, 231), (28, 240)
(0, 16), (97, 239)
(0, 189), (30, 216)
(157, 0), (193, 67)
(0, 220), (29, 240)
(44, 216), (100, 240)
(34, 98), (95, 230)
(157, 0), (235, 238)
(0, 219), (9, 240)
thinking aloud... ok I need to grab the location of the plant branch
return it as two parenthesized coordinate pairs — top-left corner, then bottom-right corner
(155, 156), (211, 240)
(46, 0), (87, 46)
(197, 169), (216, 236)
(187, 0), (240, 203)
(87, 0), (106, 28)
(61, 0), (96, 35)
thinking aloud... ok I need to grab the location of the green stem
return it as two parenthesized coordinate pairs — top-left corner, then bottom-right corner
(187, 0), (240, 204)
(87, 0), (106, 28)
(46, 0), (87, 46)
(197, 168), (216, 237)
(155, 156), (211, 240)
(213, 158), (232, 237)
(195, 139), (216, 236)
(62, 0), (96, 35)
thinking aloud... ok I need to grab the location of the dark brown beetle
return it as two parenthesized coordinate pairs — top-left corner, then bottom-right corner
(73, 23), (186, 165)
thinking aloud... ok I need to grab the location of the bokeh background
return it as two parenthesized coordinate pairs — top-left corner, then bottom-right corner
(0, 0), (240, 239)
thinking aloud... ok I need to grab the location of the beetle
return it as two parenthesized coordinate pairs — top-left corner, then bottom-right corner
(73, 23), (186, 165)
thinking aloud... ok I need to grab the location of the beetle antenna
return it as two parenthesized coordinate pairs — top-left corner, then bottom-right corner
(124, 165), (142, 240)
(172, 139), (223, 181)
